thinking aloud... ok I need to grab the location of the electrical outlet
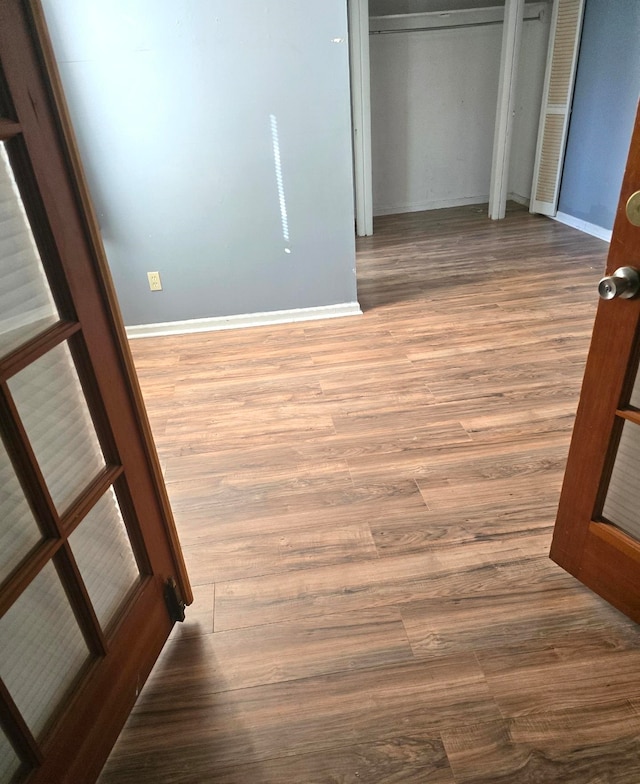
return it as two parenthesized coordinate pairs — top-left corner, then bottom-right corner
(147, 271), (162, 291)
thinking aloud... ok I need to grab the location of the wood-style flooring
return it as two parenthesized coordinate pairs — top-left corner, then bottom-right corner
(98, 204), (640, 783)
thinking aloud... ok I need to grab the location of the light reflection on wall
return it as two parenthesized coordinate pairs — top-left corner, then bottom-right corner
(269, 114), (291, 254)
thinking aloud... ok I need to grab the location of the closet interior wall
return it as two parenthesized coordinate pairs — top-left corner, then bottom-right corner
(370, 2), (552, 216)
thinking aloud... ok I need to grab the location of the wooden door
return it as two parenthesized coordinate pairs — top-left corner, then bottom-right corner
(551, 102), (640, 623)
(0, 2), (192, 782)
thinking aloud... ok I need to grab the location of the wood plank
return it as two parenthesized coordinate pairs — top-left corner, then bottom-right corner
(214, 538), (528, 632)
(402, 583), (640, 661)
(209, 733), (454, 784)
(484, 649), (640, 717)
(102, 655), (499, 778)
(182, 522), (378, 584)
(442, 709), (640, 783)
(146, 608), (413, 694)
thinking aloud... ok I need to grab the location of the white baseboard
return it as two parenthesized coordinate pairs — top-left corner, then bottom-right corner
(374, 193), (531, 217)
(373, 194), (489, 216)
(126, 302), (363, 339)
(508, 192), (530, 208)
(554, 211), (612, 243)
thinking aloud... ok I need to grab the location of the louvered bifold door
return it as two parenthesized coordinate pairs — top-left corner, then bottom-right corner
(530, 0), (585, 216)
(0, 3), (191, 782)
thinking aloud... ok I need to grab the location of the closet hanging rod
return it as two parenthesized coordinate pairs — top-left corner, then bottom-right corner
(370, 13), (543, 35)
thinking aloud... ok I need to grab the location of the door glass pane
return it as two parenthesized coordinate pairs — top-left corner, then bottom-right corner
(0, 561), (90, 739)
(0, 143), (58, 358)
(602, 420), (640, 540)
(0, 437), (43, 582)
(7, 341), (105, 513)
(69, 488), (140, 631)
(0, 727), (22, 784)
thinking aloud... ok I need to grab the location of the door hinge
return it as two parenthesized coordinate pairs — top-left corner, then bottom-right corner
(164, 577), (186, 623)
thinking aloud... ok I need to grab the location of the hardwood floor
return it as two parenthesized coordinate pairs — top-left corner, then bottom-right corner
(99, 204), (640, 783)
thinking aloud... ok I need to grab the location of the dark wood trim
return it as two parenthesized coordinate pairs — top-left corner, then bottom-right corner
(55, 547), (107, 656)
(0, 680), (41, 768)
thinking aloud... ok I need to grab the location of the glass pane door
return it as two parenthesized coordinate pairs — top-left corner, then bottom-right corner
(68, 488), (140, 630)
(0, 125), (143, 778)
(7, 341), (106, 513)
(0, 143), (58, 356)
(0, 560), (91, 738)
(0, 438), (42, 579)
(0, 6), (190, 779)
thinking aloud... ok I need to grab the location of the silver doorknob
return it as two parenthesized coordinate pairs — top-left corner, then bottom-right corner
(598, 267), (640, 300)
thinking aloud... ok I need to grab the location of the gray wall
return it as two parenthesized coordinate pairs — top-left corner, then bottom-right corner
(42, 1), (358, 326)
(558, 0), (640, 231)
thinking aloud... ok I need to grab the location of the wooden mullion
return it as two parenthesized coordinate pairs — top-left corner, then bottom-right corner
(592, 414), (625, 522)
(0, 320), (80, 384)
(0, 384), (60, 538)
(54, 547), (107, 657)
(67, 333), (121, 468)
(1, 465), (123, 617)
(0, 117), (21, 139)
(60, 464), (123, 535)
(617, 408), (640, 426)
(113, 476), (152, 577)
(0, 538), (59, 618)
(0, 678), (42, 769)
